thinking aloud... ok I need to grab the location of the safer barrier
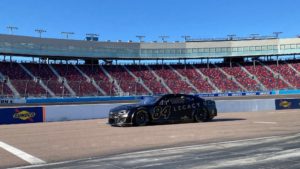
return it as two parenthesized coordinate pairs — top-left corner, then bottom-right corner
(45, 99), (277, 122)
(216, 99), (275, 113)
(0, 98), (298, 124)
(275, 99), (300, 110)
(45, 103), (123, 122)
(0, 107), (44, 124)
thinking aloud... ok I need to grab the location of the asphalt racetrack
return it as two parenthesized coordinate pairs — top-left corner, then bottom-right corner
(1, 108), (300, 169)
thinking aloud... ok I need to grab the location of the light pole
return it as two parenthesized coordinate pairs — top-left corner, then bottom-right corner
(136, 35), (145, 42)
(86, 33), (99, 41)
(35, 29), (46, 38)
(6, 26), (18, 35)
(181, 35), (191, 42)
(273, 32), (283, 38)
(250, 33), (259, 39)
(227, 34), (236, 40)
(159, 36), (169, 42)
(273, 32), (282, 56)
(61, 32), (74, 39)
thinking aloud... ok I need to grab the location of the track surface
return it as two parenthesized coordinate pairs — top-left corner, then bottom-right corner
(1, 110), (300, 168)
(16, 133), (300, 169)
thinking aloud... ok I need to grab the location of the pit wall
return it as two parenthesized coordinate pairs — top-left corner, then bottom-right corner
(1, 98), (298, 124)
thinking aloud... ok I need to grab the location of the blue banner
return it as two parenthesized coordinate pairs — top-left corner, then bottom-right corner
(275, 99), (300, 110)
(0, 107), (44, 124)
(196, 91), (272, 98)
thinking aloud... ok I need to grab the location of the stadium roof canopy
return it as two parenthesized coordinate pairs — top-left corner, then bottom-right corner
(1, 34), (300, 60)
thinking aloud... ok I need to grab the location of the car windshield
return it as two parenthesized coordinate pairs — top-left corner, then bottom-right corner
(139, 96), (160, 105)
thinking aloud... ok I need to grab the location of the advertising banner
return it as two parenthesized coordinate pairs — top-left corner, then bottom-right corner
(0, 98), (26, 104)
(275, 99), (300, 110)
(0, 107), (45, 124)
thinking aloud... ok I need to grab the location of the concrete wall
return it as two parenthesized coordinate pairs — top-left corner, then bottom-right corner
(44, 99), (276, 122)
(216, 99), (275, 113)
(45, 103), (124, 122)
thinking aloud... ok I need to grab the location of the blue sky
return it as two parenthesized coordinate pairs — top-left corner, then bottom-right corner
(0, 0), (299, 42)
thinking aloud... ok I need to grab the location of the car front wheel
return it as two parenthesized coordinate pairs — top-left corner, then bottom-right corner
(193, 109), (208, 122)
(133, 110), (149, 126)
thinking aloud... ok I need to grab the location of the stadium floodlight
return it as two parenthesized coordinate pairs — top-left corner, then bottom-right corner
(159, 36), (169, 42)
(35, 29), (46, 38)
(181, 35), (191, 41)
(6, 26), (18, 35)
(227, 34), (236, 40)
(273, 32), (283, 38)
(86, 33), (99, 38)
(136, 35), (145, 42)
(61, 32), (74, 39)
(86, 33), (99, 41)
(250, 34), (259, 39)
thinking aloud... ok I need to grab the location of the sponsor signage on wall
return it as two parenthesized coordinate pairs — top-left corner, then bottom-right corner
(0, 107), (44, 124)
(275, 99), (300, 110)
(0, 98), (26, 104)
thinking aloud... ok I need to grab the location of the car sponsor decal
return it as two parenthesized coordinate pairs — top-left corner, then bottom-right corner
(152, 106), (171, 120)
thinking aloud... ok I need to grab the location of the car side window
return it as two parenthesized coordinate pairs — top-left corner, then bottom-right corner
(158, 97), (170, 106)
(169, 96), (185, 105)
(184, 96), (195, 104)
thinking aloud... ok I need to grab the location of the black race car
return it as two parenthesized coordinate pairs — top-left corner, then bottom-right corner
(108, 94), (217, 126)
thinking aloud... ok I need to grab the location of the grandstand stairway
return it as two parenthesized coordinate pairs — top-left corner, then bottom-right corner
(145, 65), (173, 94)
(18, 63), (55, 97)
(48, 64), (76, 96)
(237, 63), (267, 91)
(0, 72), (19, 97)
(258, 61), (294, 89)
(214, 64), (247, 91)
(287, 62), (300, 74)
(190, 64), (219, 92)
(99, 65), (124, 95)
(74, 65), (107, 95)
(168, 65), (199, 93)
(126, 65), (169, 95)
(122, 65), (153, 95)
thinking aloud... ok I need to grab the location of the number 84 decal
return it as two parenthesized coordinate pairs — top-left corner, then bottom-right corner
(152, 106), (171, 120)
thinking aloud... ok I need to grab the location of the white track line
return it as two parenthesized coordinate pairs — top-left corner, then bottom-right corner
(0, 141), (46, 165)
(253, 121), (277, 124)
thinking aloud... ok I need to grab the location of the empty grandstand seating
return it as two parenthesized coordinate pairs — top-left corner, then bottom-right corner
(76, 65), (116, 95)
(196, 64), (241, 92)
(171, 64), (213, 93)
(243, 62), (289, 90)
(267, 61), (299, 89)
(52, 64), (99, 96)
(103, 65), (149, 95)
(1, 60), (300, 98)
(0, 81), (13, 97)
(126, 65), (168, 94)
(23, 63), (69, 96)
(0, 62), (46, 97)
(149, 65), (194, 93)
(220, 63), (260, 91)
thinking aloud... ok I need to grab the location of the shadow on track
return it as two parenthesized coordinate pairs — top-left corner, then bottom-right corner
(210, 118), (246, 122)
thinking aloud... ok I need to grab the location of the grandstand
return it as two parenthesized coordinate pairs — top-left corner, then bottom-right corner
(1, 33), (300, 98)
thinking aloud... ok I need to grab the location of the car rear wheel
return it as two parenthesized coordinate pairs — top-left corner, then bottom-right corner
(193, 109), (208, 122)
(133, 110), (149, 126)
(206, 108), (216, 121)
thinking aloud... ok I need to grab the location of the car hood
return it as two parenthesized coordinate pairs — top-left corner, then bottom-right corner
(110, 104), (140, 112)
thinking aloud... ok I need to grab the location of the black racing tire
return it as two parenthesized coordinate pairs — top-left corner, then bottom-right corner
(133, 109), (149, 126)
(206, 108), (217, 121)
(193, 108), (208, 122)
